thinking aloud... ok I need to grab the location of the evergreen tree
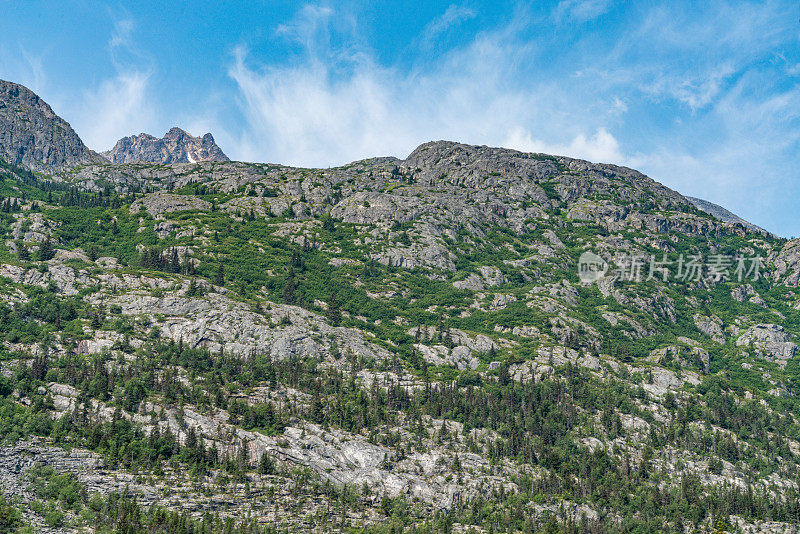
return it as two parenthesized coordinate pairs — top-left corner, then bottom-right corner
(257, 452), (275, 475)
(282, 267), (296, 304)
(326, 292), (342, 326)
(31, 352), (48, 381)
(214, 264), (225, 286)
(15, 240), (29, 261)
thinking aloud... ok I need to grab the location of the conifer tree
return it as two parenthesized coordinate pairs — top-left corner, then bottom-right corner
(38, 237), (55, 261)
(282, 267), (296, 304)
(326, 291), (342, 326)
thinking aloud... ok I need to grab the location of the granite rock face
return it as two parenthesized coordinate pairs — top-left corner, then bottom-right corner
(693, 314), (725, 344)
(736, 324), (797, 363)
(0, 79), (104, 172)
(105, 292), (392, 363)
(130, 191), (211, 216)
(774, 239), (800, 286)
(103, 127), (229, 164)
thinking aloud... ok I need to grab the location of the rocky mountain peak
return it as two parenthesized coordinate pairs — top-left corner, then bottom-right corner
(400, 140), (764, 234)
(0, 79), (104, 172)
(102, 127), (229, 164)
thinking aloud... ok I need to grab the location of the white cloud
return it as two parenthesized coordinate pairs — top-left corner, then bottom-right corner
(554, 0), (612, 23)
(0, 45), (48, 96)
(18, 47), (47, 94)
(109, 19), (135, 51)
(73, 70), (154, 150)
(68, 17), (158, 151)
(642, 63), (737, 111)
(504, 127), (626, 164)
(224, 9), (631, 168)
(419, 5), (476, 48)
(276, 4), (334, 54)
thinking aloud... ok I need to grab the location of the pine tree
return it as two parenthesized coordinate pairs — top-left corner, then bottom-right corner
(38, 237), (55, 261)
(326, 292), (342, 326)
(16, 241), (29, 261)
(214, 264), (225, 286)
(282, 267), (296, 304)
(169, 247), (179, 273)
(310, 392), (325, 423)
(31, 353), (48, 381)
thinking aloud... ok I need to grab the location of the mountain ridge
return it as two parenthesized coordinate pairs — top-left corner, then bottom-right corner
(102, 126), (229, 164)
(0, 79), (105, 172)
(0, 80), (767, 235)
(686, 195), (768, 234)
(2, 79), (800, 533)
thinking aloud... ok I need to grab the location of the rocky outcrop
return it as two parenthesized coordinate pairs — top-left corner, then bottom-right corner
(453, 266), (505, 290)
(106, 292), (390, 363)
(0, 261), (91, 296)
(414, 343), (480, 370)
(731, 284), (765, 305)
(693, 314), (725, 344)
(371, 225), (456, 271)
(649, 337), (711, 374)
(0, 79), (105, 172)
(103, 127), (229, 164)
(774, 239), (800, 287)
(130, 192), (211, 216)
(736, 324), (797, 363)
(9, 212), (57, 243)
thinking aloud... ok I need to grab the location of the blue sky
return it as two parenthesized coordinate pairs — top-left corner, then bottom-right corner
(1, 1), (799, 236)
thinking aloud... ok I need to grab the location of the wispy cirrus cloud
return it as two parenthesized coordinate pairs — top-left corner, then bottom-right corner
(109, 19), (135, 51)
(5, 1), (797, 234)
(553, 0), (612, 23)
(70, 17), (157, 150)
(225, 4), (625, 167)
(220, 1), (800, 235)
(76, 71), (153, 150)
(418, 4), (476, 48)
(0, 44), (48, 95)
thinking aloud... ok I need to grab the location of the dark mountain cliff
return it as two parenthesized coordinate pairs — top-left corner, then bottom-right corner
(102, 127), (229, 164)
(0, 79), (105, 172)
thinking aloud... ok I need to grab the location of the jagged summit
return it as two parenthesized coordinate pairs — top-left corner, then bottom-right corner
(0, 79), (104, 172)
(102, 127), (229, 164)
(0, 77), (765, 237)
